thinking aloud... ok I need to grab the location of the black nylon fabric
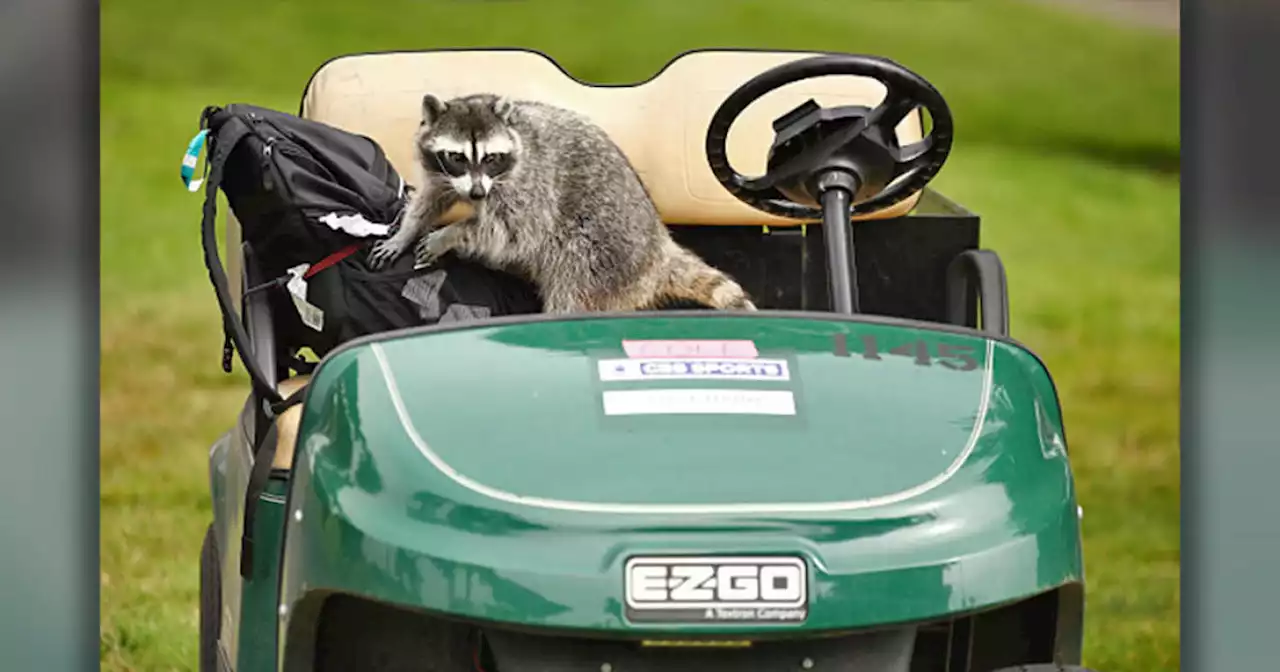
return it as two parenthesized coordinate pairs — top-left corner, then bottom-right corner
(314, 251), (543, 348)
(202, 102), (408, 363)
(205, 103), (406, 283)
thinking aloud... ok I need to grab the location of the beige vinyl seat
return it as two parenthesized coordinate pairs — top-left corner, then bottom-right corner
(301, 48), (926, 227)
(258, 48), (929, 471)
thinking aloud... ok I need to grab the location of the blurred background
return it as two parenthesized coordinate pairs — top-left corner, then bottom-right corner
(100, 0), (1179, 669)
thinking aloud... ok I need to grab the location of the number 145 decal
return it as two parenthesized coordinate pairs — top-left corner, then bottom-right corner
(838, 333), (980, 371)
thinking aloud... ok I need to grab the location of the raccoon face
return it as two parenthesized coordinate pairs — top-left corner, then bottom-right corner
(425, 133), (516, 202)
(418, 93), (521, 202)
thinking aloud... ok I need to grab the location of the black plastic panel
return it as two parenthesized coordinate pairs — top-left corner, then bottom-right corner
(302, 585), (1074, 672)
(668, 189), (981, 325)
(484, 626), (917, 672)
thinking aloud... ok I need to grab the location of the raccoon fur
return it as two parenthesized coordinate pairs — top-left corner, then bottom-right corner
(368, 93), (756, 313)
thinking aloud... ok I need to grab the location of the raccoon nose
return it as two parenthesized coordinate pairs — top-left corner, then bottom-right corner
(469, 184), (486, 200)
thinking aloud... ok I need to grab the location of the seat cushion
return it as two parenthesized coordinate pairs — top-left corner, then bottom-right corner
(300, 49), (925, 226)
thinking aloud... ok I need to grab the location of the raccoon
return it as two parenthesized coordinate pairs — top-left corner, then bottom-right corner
(368, 93), (756, 313)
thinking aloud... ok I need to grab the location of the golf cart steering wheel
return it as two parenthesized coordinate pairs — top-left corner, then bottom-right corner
(705, 54), (954, 221)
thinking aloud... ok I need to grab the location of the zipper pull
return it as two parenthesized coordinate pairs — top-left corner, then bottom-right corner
(260, 137), (276, 192)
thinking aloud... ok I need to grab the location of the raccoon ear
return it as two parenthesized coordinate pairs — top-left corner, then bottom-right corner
(421, 94), (447, 124)
(492, 96), (515, 123)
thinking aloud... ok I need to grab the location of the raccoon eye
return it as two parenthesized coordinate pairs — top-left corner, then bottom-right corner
(480, 152), (512, 173)
(433, 150), (469, 175)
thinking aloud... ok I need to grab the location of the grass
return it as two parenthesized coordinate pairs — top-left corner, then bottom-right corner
(100, 0), (1179, 669)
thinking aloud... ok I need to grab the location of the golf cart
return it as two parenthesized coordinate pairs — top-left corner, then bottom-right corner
(201, 49), (1088, 672)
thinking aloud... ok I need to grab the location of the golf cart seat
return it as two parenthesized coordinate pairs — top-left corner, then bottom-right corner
(300, 48), (927, 227)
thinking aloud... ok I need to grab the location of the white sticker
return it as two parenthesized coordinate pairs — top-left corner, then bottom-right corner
(318, 212), (392, 238)
(602, 389), (796, 416)
(598, 358), (790, 382)
(285, 264), (324, 332)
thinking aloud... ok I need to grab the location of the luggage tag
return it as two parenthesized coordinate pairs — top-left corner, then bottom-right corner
(180, 128), (209, 192)
(285, 264), (325, 332)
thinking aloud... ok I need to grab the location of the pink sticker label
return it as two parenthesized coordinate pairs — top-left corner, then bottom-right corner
(621, 339), (759, 359)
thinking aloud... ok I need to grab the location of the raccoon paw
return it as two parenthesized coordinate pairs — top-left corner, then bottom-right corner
(414, 228), (453, 268)
(368, 238), (407, 269)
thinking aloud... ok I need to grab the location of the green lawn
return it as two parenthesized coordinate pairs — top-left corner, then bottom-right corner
(100, 1), (1179, 669)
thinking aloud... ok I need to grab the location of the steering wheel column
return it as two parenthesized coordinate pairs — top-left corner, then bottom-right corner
(706, 54), (954, 315)
(817, 169), (861, 314)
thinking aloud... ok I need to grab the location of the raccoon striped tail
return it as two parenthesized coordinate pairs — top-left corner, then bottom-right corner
(656, 246), (757, 311)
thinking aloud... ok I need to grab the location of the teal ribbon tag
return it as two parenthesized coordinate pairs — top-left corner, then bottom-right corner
(180, 128), (209, 192)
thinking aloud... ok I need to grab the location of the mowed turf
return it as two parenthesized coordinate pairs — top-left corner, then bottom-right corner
(100, 1), (1179, 669)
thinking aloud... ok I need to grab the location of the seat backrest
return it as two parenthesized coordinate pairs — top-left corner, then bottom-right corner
(300, 49), (925, 227)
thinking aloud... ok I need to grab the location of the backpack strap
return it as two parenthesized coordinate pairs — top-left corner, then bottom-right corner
(302, 242), (362, 279)
(197, 108), (285, 406)
(239, 420), (279, 578)
(269, 382), (309, 416)
(240, 242), (362, 299)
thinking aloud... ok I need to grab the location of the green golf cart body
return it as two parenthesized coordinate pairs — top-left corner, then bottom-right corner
(203, 49), (1087, 672)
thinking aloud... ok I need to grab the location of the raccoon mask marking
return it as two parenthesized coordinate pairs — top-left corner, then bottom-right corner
(418, 94), (520, 202)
